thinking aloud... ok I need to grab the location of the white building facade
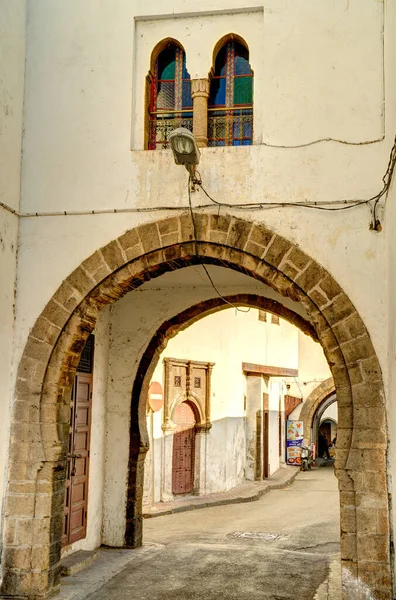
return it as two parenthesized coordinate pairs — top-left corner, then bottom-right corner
(0, 1), (395, 598)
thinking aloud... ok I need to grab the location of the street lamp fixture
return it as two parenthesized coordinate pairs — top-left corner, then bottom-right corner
(168, 128), (200, 180)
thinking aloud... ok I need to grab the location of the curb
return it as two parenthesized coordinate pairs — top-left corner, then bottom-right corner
(143, 468), (299, 519)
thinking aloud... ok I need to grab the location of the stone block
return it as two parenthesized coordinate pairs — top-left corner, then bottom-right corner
(248, 223), (273, 249)
(42, 300), (71, 329)
(178, 213), (194, 242)
(364, 471), (388, 494)
(30, 570), (51, 596)
(3, 547), (32, 570)
(5, 495), (35, 518)
(227, 218), (253, 250)
(356, 506), (378, 535)
(339, 491), (355, 507)
(263, 236), (292, 268)
(309, 288), (328, 308)
(341, 335), (376, 365)
(209, 213), (231, 234)
(209, 230), (228, 245)
(161, 232), (180, 247)
(322, 293), (355, 327)
(67, 266), (95, 297)
(101, 240), (126, 271)
(0, 569), (32, 597)
(244, 241), (266, 258)
(24, 337), (53, 367)
(137, 221), (161, 252)
(357, 534), (389, 563)
(331, 321), (351, 344)
(318, 275), (342, 301)
(359, 355), (382, 383)
(295, 261), (327, 292)
(340, 532), (357, 561)
(3, 519), (17, 545)
(31, 547), (51, 571)
(341, 507), (357, 533)
(352, 381), (384, 408)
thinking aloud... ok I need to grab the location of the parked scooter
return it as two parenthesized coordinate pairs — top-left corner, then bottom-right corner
(300, 445), (314, 471)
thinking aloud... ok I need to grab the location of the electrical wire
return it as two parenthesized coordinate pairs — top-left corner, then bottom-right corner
(187, 176), (250, 313)
(193, 135), (396, 231)
(1, 137), (395, 227)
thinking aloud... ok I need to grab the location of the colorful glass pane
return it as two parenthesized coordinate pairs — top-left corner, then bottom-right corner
(214, 45), (228, 77)
(209, 77), (226, 106)
(157, 47), (176, 80)
(157, 81), (175, 109)
(233, 77), (253, 105)
(182, 80), (193, 108)
(208, 39), (253, 146)
(234, 44), (251, 75)
(149, 43), (193, 150)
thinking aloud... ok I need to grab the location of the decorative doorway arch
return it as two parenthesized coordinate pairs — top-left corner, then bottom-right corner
(0, 213), (390, 599)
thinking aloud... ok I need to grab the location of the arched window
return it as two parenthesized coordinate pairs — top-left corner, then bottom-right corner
(208, 38), (253, 146)
(147, 42), (193, 150)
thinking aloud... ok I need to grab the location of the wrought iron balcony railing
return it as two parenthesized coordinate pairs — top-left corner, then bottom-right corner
(148, 111), (193, 150)
(208, 107), (253, 147)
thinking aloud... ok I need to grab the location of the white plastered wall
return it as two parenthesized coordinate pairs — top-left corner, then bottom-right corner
(13, 0), (389, 384)
(145, 306), (298, 501)
(1, 0), (395, 563)
(0, 0), (26, 529)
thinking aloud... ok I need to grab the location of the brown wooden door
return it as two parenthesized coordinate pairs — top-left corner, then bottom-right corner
(172, 402), (196, 495)
(63, 373), (93, 546)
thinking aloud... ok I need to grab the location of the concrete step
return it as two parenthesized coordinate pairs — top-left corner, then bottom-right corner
(60, 549), (100, 577)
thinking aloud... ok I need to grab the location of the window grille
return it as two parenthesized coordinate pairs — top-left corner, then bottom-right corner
(148, 45), (193, 150)
(77, 334), (94, 373)
(208, 41), (253, 147)
(271, 314), (280, 325)
(258, 310), (267, 322)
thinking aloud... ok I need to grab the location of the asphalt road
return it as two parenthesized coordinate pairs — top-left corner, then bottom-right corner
(81, 467), (341, 600)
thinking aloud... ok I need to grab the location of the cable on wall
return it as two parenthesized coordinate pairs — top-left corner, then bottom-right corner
(1, 137), (395, 232)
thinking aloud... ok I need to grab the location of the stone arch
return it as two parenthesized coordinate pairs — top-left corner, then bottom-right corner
(0, 213), (390, 599)
(299, 377), (336, 444)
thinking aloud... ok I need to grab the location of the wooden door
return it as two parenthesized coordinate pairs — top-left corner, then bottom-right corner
(172, 403), (196, 495)
(63, 373), (93, 546)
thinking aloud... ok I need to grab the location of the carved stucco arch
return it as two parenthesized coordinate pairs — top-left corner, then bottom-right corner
(169, 394), (204, 428)
(0, 213), (391, 600)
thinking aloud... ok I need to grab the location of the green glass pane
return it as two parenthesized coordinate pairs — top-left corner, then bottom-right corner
(158, 47), (176, 80)
(233, 77), (253, 105)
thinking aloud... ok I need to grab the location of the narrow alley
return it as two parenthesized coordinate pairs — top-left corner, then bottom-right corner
(59, 468), (340, 600)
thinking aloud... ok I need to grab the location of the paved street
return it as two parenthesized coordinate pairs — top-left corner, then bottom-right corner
(60, 468), (341, 600)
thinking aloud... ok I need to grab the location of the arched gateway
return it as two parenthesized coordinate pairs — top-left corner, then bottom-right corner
(0, 213), (391, 599)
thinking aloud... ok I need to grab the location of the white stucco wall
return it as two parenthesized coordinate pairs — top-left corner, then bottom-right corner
(384, 0), (396, 574)
(0, 0), (25, 525)
(12, 0), (390, 386)
(1, 0), (396, 570)
(144, 306), (298, 500)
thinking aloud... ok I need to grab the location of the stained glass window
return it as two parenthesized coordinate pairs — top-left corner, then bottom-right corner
(208, 40), (253, 147)
(148, 44), (193, 150)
